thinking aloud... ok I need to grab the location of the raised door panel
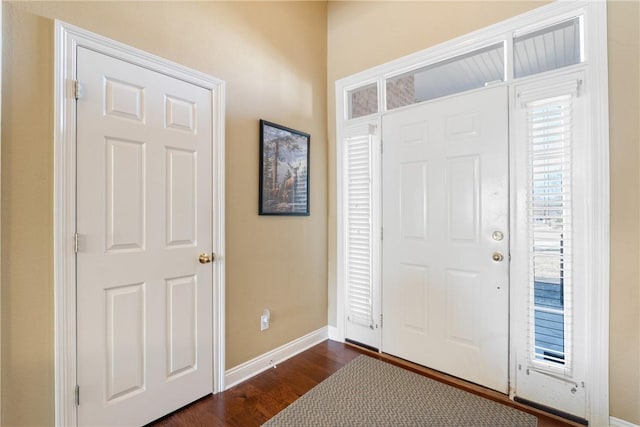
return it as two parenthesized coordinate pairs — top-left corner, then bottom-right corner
(166, 148), (197, 247)
(106, 137), (146, 252)
(400, 162), (428, 240)
(445, 269), (480, 349)
(105, 78), (145, 122)
(398, 264), (429, 334)
(105, 283), (146, 403)
(166, 275), (197, 378)
(165, 95), (196, 133)
(446, 156), (479, 243)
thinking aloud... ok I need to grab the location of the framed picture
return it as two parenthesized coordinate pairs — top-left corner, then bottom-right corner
(259, 120), (310, 215)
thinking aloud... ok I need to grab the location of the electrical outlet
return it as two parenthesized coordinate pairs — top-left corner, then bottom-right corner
(261, 309), (270, 331)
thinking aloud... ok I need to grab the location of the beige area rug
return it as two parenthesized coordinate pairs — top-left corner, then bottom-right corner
(263, 355), (537, 426)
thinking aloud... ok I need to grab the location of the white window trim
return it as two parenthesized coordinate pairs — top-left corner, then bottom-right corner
(53, 21), (226, 426)
(335, 1), (609, 424)
(582, 2), (610, 422)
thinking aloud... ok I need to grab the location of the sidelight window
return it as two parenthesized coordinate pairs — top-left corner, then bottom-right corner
(524, 87), (578, 369)
(344, 126), (375, 329)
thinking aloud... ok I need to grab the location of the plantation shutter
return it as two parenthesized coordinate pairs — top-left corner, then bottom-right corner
(344, 125), (375, 330)
(519, 79), (580, 373)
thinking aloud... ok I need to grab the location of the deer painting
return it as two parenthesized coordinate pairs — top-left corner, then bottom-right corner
(259, 120), (309, 215)
(280, 161), (301, 203)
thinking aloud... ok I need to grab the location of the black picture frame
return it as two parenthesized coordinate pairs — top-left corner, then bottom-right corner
(259, 120), (310, 216)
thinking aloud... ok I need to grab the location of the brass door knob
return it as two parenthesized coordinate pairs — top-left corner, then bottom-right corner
(492, 252), (504, 262)
(199, 253), (215, 264)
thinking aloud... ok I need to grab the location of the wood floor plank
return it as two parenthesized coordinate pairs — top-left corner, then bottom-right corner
(148, 340), (581, 427)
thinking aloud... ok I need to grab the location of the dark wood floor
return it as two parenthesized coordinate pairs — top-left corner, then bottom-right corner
(149, 340), (582, 427)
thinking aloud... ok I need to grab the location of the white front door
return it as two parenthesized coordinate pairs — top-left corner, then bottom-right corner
(382, 86), (509, 393)
(76, 47), (214, 426)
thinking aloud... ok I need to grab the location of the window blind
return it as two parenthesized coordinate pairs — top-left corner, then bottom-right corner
(522, 83), (579, 372)
(345, 130), (374, 329)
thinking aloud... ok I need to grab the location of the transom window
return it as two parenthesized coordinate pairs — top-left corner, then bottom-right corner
(386, 43), (504, 110)
(346, 17), (583, 120)
(514, 17), (582, 78)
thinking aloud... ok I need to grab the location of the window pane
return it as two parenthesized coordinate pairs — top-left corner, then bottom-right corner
(386, 43), (504, 110)
(348, 83), (378, 119)
(514, 18), (582, 78)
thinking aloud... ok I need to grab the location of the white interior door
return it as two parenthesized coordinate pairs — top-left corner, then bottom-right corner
(76, 47), (214, 426)
(382, 86), (509, 393)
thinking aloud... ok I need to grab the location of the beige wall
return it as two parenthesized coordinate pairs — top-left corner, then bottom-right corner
(327, 1), (640, 424)
(1, 1), (327, 425)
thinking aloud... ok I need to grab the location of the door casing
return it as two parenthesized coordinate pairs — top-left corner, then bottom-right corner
(53, 21), (226, 426)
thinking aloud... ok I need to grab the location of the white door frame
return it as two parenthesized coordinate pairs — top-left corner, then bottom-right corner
(53, 21), (226, 426)
(335, 2), (609, 425)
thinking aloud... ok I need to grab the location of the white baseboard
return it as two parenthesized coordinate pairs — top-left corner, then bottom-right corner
(610, 416), (640, 427)
(224, 326), (328, 389)
(328, 325), (342, 342)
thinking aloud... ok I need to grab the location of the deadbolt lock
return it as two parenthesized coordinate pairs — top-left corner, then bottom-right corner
(492, 252), (504, 262)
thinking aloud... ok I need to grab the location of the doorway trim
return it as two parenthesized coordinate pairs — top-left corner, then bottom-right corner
(335, 1), (608, 425)
(53, 21), (226, 426)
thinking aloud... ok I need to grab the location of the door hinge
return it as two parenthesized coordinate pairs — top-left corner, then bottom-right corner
(73, 80), (84, 100)
(380, 313), (383, 327)
(381, 227), (383, 240)
(380, 139), (383, 154)
(73, 233), (79, 254)
(75, 385), (80, 406)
